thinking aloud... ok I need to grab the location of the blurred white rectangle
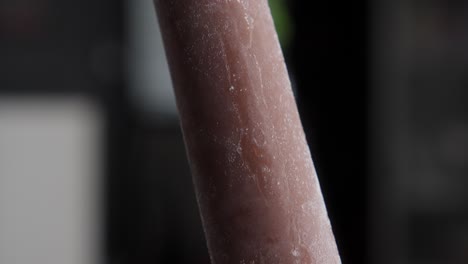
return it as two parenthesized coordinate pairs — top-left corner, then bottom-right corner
(0, 97), (103, 264)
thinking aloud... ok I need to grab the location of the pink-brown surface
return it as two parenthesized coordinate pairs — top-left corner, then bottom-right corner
(154, 0), (341, 263)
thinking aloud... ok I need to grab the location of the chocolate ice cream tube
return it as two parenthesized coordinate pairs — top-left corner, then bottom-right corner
(153, 0), (341, 263)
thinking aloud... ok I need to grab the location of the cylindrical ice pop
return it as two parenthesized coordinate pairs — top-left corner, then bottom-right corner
(153, 0), (341, 263)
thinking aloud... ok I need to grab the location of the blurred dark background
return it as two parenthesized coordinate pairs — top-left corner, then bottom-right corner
(1, 0), (467, 263)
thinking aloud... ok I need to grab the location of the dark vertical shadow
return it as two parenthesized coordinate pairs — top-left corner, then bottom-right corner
(290, 1), (370, 263)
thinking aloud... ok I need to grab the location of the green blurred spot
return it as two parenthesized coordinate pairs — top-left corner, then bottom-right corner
(269, 0), (293, 49)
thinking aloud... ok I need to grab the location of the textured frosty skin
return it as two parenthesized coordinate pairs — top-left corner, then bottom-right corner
(153, 0), (341, 263)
